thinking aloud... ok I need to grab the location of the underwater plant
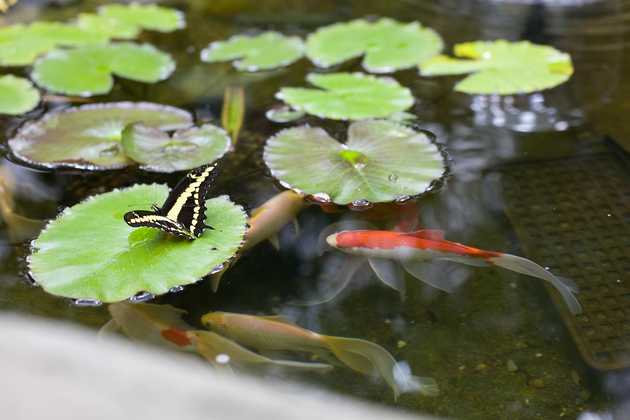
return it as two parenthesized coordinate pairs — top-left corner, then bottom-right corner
(0, 75), (40, 115)
(201, 31), (304, 71)
(306, 18), (443, 73)
(276, 72), (414, 120)
(27, 184), (247, 303)
(32, 43), (175, 96)
(263, 120), (446, 206)
(7, 102), (194, 170)
(420, 40), (573, 95)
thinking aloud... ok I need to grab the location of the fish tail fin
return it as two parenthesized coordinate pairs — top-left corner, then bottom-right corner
(489, 253), (582, 315)
(324, 336), (438, 399)
(401, 260), (460, 293)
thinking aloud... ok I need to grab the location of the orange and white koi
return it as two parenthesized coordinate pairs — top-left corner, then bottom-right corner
(201, 311), (439, 399)
(326, 229), (581, 315)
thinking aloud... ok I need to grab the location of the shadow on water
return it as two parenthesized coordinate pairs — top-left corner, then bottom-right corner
(1, 0), (629, 419)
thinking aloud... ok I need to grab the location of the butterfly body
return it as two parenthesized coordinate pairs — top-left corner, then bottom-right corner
(124, 164), (217, 240)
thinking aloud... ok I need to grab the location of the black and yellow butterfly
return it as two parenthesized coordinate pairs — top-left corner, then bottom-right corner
(124, 164), (218, 240)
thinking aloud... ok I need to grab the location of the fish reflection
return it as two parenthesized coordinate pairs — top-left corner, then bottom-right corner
(103, 302), (332, 373)
(326, 229), (581, 315)
(201, 311), (439, 399)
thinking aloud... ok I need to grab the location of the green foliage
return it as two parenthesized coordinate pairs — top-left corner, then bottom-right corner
(32, 42), (175, 96)
(121, 123), (231, 173)
(0, 22), (108, 66)
(0, 75), (40, 115)
(306, 18), (443, 73)
(277, 72), (414, 120)
(28, 185), (247, 302)
(420, 40), (574, 95)
(201, 31), (304, 71)
(263, 120), (446, 205)
(8, 102), (192, 170)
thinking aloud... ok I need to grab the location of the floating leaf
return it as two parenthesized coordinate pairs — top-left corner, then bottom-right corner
(0, 75), (40, 115)
(32, 42), (175, 96)
(28, 185), (247, 302)
(306, 18), (443, 73)
(76, 13), (141, 39)
(97, 3), (184, 33)
(419, 40), (573, 95)
(0, 22), (108, 66)
(263, 120), (445, 205)
(201, 31), (304, 71)
(121, 123), (231, 173)
(8, 102), (192, 170)
(276, 72), (414, 120)
(265, 105), (305, 123)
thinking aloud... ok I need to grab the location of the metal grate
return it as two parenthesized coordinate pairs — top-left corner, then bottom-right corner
(499, 152), (630, 370)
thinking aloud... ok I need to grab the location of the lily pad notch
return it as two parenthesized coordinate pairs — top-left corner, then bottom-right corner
(263, 119), (447, 206)
(420, 40), (574, 95)
(28, 184), (247, 303)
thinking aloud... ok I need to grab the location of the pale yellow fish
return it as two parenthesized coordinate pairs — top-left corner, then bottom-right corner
(0, 0), (17, 13)
(201, 311), (439, 399)
(0, 166), (45, 242)
(105, 303), (332, 373)
(210, 190), (306, 291)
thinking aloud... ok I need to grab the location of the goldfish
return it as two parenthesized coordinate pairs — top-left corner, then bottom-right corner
(201, 311), (439, 399)
(210, 190), (305, 291)
(104, 302), (331, 372)
(326, 229), (582, 315)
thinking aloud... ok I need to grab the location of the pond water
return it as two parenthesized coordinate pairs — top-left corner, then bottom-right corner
(1, 1), (629, 419)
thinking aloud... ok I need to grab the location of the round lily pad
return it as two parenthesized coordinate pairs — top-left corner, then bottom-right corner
(28, 185), (247, 302)
(201, 31), (304, 71)
(0, 75), (40, 115)
(263, 120), (446, 205)
(0, 22), (108, 66)
(77, 13), (141, 39)
(8, 102), (192, 170)
(276, 72), (414, 120)
(121, 123), (231, 173)
(96, 3), (185, 33)
(306, 18), (443, 73)
(32, 42), (175, 96)
(419, 40), (573, 95)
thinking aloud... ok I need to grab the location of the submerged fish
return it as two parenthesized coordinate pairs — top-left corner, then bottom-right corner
(104, 302), (331, 373)
(210, 190), (305, 291)
(201, 311), (439, 399)
(326, 229), (582, 315)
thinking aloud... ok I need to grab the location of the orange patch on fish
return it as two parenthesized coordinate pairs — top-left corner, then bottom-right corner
(161, 328), (192, 347)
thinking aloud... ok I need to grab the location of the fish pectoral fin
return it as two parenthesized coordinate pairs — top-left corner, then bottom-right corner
(368, 258), (406, 299)
(268, 235), (280, 250)
(400, 229), (445, 240)
(401, 261), (458, 293)
(97, 319), (121, 339)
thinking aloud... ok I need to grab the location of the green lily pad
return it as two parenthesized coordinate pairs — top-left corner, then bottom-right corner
(121, 123), (231, 173)
(97, 3), (184, 33)
(28, 185), (247, 303)
(306, 18), (443, 73)
(201, 31), (304, 71)
(0, 22), (109, 66)
(265, 105), (305, 123)
(276, 72), (414, 120)
(76, 13), (141, 39)
(8, 102), (192, 170)
(32, 42), (175, 96)
(263, 120), (445, 205)
(0, 75), (40, 115)
(419, 40), (573, 95)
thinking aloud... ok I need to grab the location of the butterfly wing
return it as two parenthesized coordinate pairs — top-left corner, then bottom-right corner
(159, 164), (218, 238)
(124, 210), (193, 239)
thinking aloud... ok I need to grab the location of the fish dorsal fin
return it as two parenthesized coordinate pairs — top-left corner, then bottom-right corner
(400, 229), (445, 240)
(259, 315), (296, 325)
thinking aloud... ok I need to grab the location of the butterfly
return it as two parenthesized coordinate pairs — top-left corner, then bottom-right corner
(124, 164), (218, 240)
